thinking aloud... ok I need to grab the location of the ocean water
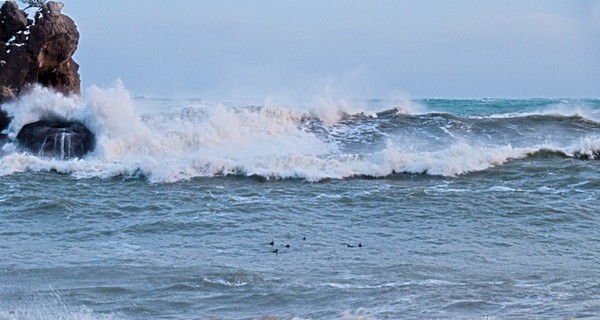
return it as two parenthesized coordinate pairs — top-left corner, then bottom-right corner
(1, 85), (600, 319)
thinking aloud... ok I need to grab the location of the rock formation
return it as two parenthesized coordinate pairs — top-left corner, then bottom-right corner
(0, 1), (93, 159)
(0, 0), (80, 103)
(16, 120), (94, 159)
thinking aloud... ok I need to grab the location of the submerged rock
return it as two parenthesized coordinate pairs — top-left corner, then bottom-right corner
(16, 120), (94, 159)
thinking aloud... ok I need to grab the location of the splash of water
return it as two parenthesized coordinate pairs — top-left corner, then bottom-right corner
(0, 83), (598, 182)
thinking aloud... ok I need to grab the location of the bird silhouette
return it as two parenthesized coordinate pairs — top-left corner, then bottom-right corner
(347, 242), (363, 248)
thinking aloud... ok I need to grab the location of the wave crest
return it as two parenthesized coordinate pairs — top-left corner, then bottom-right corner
(1, 86), (599, 182)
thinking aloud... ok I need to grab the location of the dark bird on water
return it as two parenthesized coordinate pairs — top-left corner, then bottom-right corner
(269, 241), (274, 246)
(347, 242), (363, 248)
(285, 244), (290, 248)
(272, 249), (278, 254)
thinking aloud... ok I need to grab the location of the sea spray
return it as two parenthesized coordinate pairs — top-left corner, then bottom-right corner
(262, 95), (426, 125)
(0, 86), (82, 140)
(0, 87), (599, 181)
(0, 82), (335, 181)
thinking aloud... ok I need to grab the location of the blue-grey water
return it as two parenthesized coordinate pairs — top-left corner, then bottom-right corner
(1, 93), (600, 319)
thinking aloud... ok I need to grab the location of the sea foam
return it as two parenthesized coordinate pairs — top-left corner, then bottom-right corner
(0, 84), (597, 182)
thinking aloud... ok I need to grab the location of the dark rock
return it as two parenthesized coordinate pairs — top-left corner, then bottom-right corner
(0, 108), (10, 133)
(16, 120), (95, 159)
(0, 1), (28, 43)
(0, 0), (80, 103)
(27, 1), (80, 95)
(0, 44), (29, 92)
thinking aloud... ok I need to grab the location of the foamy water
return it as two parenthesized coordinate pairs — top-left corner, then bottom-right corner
(1, 84), (599, 183)
(1, 87), (600, 319)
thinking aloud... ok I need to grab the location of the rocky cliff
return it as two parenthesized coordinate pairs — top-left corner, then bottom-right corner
(0, 0), (80, 125)
(0, 1), (93, 159)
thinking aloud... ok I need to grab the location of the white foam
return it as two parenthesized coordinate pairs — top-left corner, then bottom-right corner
(0, 83), (337, 182)
(568, 136), (600, 158)
(1, 86), (83, 139)
(380, 141), (533, 176)
(488, 186), (519, 192)
(263, 96), (425, 125)
(0, 84), (568, 182)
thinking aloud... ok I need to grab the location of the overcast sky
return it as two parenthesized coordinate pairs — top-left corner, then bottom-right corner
(53, 0), (600, 99)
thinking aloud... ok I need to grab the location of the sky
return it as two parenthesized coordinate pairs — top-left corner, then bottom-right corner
(42, 1), (600, 98)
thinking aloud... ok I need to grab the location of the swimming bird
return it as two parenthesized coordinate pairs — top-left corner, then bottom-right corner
(285, 244), (290, 248)
(268, 241), (274, 246)
(347, 243), (363, 248)
(272, 249), (278, 254)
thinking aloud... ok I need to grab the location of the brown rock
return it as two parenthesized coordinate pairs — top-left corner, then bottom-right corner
(27, 1), (81, 96)
(0, 1), (28, 43)
(0, 45), (29, 91)
(0, 0), (80, 102)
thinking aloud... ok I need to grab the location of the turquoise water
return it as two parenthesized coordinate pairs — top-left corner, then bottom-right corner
(1, 95), (600, 319)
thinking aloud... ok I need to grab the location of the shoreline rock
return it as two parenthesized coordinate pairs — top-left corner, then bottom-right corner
(0, 0), (80, 103)
(16, 120), (95, 159)
(0, 1), (94, 159)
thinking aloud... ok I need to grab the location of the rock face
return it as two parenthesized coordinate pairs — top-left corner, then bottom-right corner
(0, 0), (80, 103)
(0, 1), (92, 159)
(16, 120), (94, 159)
(0, 0), (80, 133)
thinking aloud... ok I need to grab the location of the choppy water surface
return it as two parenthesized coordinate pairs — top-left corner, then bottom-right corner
(1, 93), (600, 319)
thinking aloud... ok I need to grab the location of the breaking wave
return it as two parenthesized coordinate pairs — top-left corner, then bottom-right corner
(0, 84), (599, 182)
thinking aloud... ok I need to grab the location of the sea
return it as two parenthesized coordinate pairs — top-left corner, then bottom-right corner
(1, 84), (599, 319)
